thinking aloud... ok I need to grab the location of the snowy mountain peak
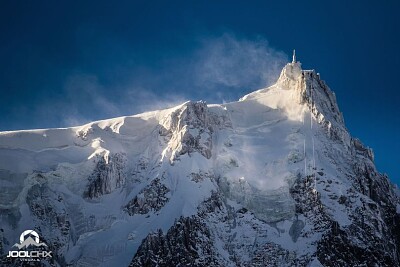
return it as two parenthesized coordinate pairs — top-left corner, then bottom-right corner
(240, 59), (351, 148)
(276, 61), (303, 90)
(1, 58), (399, 267)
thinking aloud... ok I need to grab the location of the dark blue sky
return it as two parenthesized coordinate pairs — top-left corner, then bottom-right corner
(0, 1), (398, 185)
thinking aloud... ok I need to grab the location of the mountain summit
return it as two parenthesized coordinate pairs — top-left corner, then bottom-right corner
(0, 57), (399, 266)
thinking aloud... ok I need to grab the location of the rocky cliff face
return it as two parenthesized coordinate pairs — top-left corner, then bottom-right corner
(0, 60), (398, 267)
(130, 216), (220, 267)
(128, 62), (400, 266)
(84, 153), (127, 199)
(124, 177), (170, 215)
(159, 101), (213, 163)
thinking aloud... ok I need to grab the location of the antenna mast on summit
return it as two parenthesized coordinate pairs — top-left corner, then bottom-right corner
(292, 49), (296, 63)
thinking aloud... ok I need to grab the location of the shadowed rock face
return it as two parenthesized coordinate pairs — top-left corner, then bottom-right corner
(84, 153), (127, 199)
(131, 167), (400, 267)
(130, 216), (221, 267)
(124, 178), (170, 215)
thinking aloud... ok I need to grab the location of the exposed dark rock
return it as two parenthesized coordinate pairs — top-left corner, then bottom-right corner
(250, 243), (296, 266)
(84, 153), (127, 199)
(124, 178), (170, 215)
(130, 217), (222, 267)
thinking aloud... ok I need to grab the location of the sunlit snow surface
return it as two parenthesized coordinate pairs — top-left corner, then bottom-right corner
(0, 62), (388, 266)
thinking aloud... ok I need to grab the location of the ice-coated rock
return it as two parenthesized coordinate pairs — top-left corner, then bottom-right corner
(160, 101), (213, 163)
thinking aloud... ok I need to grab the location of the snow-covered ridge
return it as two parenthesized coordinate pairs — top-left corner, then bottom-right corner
(240, 61), (347, 140)
(0, 57), (399, 267)
(0, 61), (343, 159)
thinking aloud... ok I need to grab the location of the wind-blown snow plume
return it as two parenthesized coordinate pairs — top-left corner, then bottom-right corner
(193, 33), (287, 90)
(22, 33), (286, 129)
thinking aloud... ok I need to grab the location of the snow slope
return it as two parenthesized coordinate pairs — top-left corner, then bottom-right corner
(0, 60), (399, 267)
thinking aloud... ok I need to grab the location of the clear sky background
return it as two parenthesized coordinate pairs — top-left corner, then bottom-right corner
(0, 1), (398, 185)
